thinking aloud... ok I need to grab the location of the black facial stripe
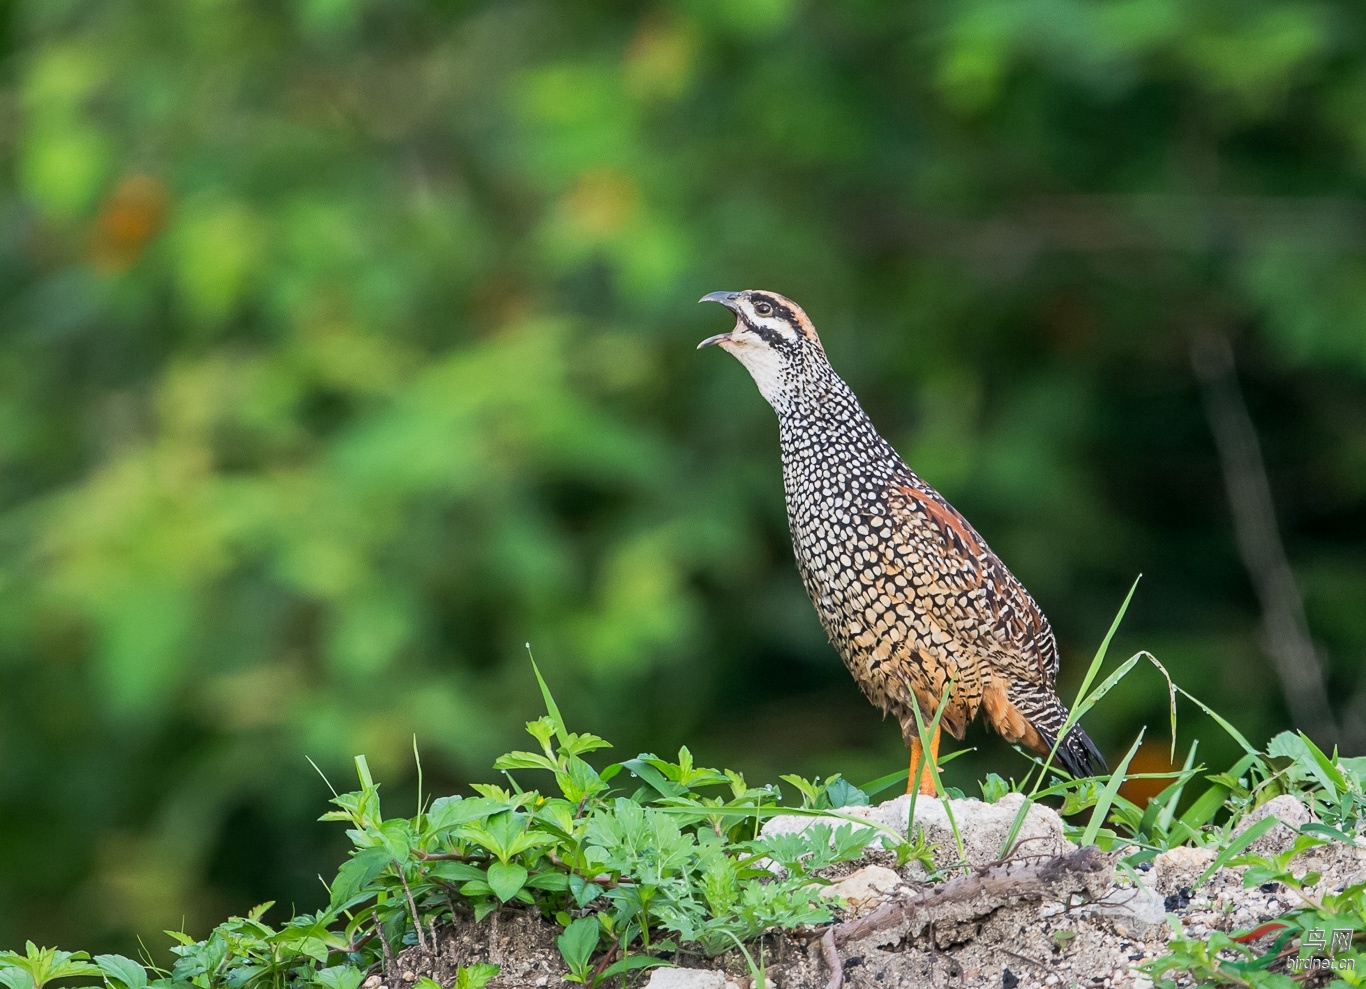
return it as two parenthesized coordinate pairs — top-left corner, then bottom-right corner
(749, 294), (802, 336)
(753, 324), (788, 347)
(738, 313), (797, 351)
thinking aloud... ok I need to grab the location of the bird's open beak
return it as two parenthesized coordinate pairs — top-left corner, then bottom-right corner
(697, 291), (741, 349)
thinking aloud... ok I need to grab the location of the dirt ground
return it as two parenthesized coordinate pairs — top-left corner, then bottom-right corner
(382, 794), (1365, 989)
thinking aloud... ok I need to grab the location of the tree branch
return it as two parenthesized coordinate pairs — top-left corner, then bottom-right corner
(1190, 331), (1351, 749)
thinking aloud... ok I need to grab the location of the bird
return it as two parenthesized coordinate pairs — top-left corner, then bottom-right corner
(697, 289), (1106, 795)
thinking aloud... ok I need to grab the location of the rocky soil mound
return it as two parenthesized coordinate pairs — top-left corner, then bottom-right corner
(385, 793), (1365, 989)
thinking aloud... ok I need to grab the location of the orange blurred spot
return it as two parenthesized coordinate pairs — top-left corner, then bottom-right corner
(1118, 740), (1178, 810)
(91, 174), (168, 271)
(624, 15), (699, 101)
(561, 169), (640, 238)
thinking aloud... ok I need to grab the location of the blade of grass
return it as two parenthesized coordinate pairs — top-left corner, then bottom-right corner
(413, 734), (424, 816)
(997, 580), (1147, 857)
(306, 756), (339, 798)
(1081, 728), (1144, 847)
(1028, 578), (1142, 795)
(1154, 741), (1200, 836)
(1195, 815), (1278, 887)
(1072, 574), (1142, 710)
(526, 643), (570, 749)
(1176, 684), (1256, 755)
(857, 750), (974, 801)
(906, 681), (967, 871)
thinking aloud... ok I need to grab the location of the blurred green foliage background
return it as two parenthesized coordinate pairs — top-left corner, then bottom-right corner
(2, 0), (1364, 957)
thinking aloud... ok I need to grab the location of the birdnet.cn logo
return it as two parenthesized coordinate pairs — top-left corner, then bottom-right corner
(1286, 928), (1356, 973)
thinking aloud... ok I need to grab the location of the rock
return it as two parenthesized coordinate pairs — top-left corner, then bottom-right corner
(642, 969), (742, 989)
(869, 792), (1072, 871)
(763, 792), (1071, 877)
(1091, 878), (1167, 938)
(1236, 795), (1313, 858)
(819, 864), (901, 911)
(1150, 845), (1215, 896)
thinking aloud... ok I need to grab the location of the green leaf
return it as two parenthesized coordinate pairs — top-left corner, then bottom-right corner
(0, 967), (34, 989)
(1294, 731), (1346, 796)
(314, 968), (364, 989)
(555, 916), (600, 980)
(328, 846), (391, 912)
(821, 777), (869, 809)
(5, 944), (101, 989)
(374, 819), (414, 862)
(454, 965), (500, 989)
(94, 956), (147, 989)
(856, 766), (910, 799)
(426, 796), (504, 833)
(525, 872), (571, 891)
(426, 861), (487, 883)
(621, 757), (685, 799)
(491, 751), (560, 773)
(779, 774), (820, 807)
(598, 957), (670, 981)
(979, 774), (1010, 803)
(486, 861), (528, 902)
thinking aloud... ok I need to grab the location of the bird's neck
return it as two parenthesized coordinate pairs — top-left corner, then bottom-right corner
(778, 370), (906, 511)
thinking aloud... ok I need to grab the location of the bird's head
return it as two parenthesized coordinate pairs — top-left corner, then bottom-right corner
(697, 290), (828, 412)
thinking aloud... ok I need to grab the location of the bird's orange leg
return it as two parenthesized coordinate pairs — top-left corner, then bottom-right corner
(906, 724), (943, 796)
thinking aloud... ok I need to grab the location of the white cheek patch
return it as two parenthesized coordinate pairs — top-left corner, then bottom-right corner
(725, 339), (791, 412)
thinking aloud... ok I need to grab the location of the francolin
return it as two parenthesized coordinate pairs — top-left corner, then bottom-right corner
(698, 290), (1105, 795)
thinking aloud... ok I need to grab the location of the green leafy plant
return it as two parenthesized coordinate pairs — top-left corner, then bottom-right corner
(8, 641), (1366, 989)
(0, 657), (892, 989)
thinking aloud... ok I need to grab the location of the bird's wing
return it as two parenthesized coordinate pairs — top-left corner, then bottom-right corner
(878, 481), (1060, 689)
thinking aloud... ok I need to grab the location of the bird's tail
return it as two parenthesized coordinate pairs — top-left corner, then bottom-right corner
(1026, 694), (1108, 779)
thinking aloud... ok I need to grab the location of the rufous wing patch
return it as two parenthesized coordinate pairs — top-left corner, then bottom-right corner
(894, 485), (984, 560)
(983, 679), (1047, 756)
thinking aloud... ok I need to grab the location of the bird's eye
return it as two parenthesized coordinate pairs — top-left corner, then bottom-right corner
(754, 302), (772, 316)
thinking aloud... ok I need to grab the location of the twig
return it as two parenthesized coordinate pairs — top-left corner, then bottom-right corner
(417, 850), (484, 862)
(545, 851), (631, 890)
(1190, 331), (1353, 749)
(343, 930), (376, 954)
(587, 942), (620, 986)
(376, 920), (393, 970)
(820, 928), (843, 989)
(995, 946), (1050, 971)
(396, 864), (430, 953)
